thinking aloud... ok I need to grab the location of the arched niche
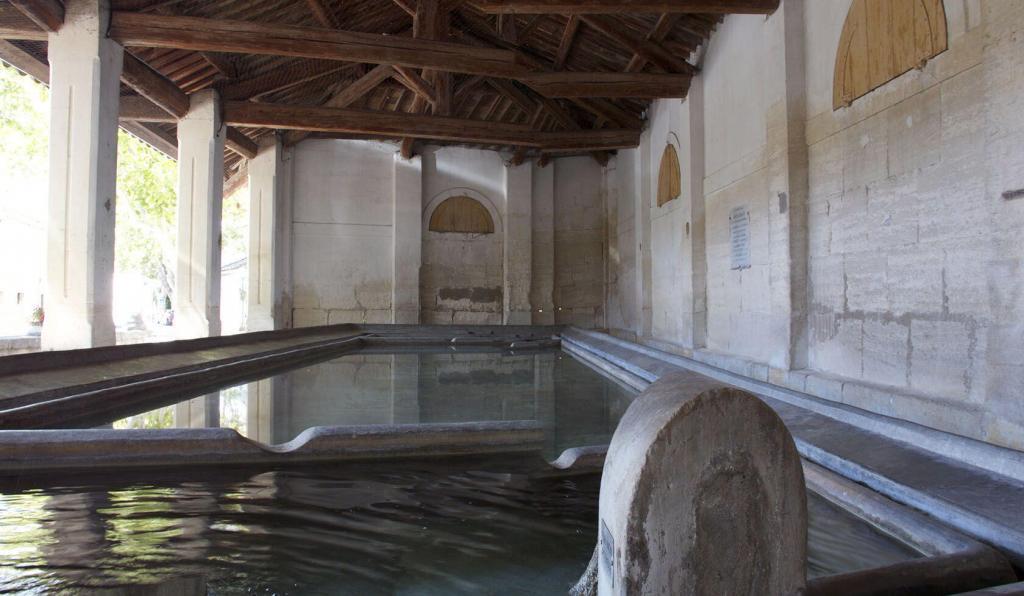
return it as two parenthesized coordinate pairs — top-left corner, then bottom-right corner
(833, 0), (947, 110)
(657, 143), (681, 208)
(428, 195), (495, 234)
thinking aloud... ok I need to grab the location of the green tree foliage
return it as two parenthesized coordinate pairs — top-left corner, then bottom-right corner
(0, 64), (48, 181)
(1, 62), (249, 308)
(116, 129), (178, 284)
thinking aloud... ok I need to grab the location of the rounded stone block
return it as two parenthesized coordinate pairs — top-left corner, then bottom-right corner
(597, 373), (807, 595)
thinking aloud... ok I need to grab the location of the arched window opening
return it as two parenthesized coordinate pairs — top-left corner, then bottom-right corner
(428, 195), (495, 234)
(657, 144), (681, 207)
(833, 0), (947, 109)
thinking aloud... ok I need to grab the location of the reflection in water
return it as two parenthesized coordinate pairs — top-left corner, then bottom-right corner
(0, 457), (922, 594)
(112, 351), (636, 458)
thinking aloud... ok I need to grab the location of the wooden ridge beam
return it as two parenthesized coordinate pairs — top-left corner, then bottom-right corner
(8, 0), (63, 33)
(223, 101), (639, 150)
(471, 0), (779, 14)
(109, 12), (530, 79)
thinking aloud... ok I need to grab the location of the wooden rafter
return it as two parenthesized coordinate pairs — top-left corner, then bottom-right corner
(225, 127), (259, 159)
(579, 14), (697, 75)
(221, 61), (354, 101)
(283, 63), (395, 146)
(471, 0), (779, 13)
(553, 15), (579, 69)
(304, 0), (340, 29)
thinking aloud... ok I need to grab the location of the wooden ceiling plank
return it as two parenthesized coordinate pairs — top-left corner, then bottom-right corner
(222, 61), (353, 101)
(8, 0), (63, 33)
(0, 4), (47, 40)
(470, 0), (779, 14)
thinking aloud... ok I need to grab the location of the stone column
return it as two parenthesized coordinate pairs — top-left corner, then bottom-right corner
(531, 163), (555, 324)
(41, 0), (123, 351)
(681, 76), (708, 350)
(175, 89), (225, 339)
(504, 160), (533, 324)
(392, 154), (422, 324)
(246, 377), (287, 444)
(636, 130), (654, 338)
(764, 0), (809, 371)
(247, 137), (293, 331)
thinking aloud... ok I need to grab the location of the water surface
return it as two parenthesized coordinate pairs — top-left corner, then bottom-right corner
(0, 456), (921, 594)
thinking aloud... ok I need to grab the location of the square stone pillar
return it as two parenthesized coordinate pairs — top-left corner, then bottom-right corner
(175, 89), (225, 339)
(247, 137), (293, 331)
(41, 0), (123, 350)
(504, 161), (533, 325)
(531, 163), (555, 324)
(392, 154), (422, 324)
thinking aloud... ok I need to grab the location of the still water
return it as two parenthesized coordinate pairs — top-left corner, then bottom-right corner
(0, 456), (920, 594)
(112, 350), (636, 459)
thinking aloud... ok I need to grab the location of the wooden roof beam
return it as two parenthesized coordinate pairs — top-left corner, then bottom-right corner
(521, 71), (689, 97)
(471, 0), (779, 14)
(224, 101), (639, 150)
(109, 12), (529, 79)
(8, 0), (63, 33)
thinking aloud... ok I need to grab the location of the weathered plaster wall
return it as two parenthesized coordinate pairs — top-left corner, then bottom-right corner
(608, 0), (1024, 450)
(554, 156), (607, 328)
(291, 140), (395, 326)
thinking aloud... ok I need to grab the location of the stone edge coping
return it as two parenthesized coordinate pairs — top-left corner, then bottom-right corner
(0, 323), (566, 377)
(560, 328), (1024, 567)
(544, 442), (1015, 591)
(0, 421), (546, 473)
(561, 327), (1024, 482)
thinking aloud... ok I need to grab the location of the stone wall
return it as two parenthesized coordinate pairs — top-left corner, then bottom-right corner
(607, 0), (1024, 450)
(287, 141), (608, 329)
